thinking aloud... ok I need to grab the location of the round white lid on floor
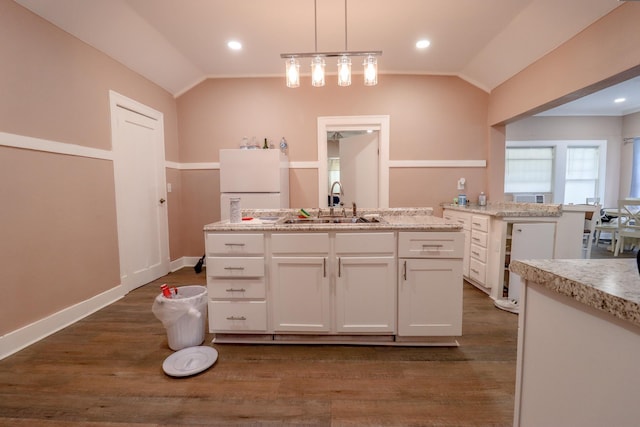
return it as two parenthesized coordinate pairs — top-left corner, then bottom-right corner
(162, 346), (218, 377)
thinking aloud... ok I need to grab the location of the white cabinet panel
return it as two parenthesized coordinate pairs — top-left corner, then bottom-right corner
(398, 232), (464, 258)
(398, 258), (463, 336)
(206, 233), (264, 255)
(270, 256), (331, 332)
(209, 301), (267, 332)
(336, 256), (396, 333)
(207, 257), (265, 277)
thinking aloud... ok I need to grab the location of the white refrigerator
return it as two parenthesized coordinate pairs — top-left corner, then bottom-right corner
(219, 149), (289, 220)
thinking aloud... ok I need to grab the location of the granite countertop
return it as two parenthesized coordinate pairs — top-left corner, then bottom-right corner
(443, 201), (562, 217)
(510, 259), (640, 328)
(204, 207), (463, 232)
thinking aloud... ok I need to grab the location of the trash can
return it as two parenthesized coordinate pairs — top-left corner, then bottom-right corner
(152, 285), (207, 351)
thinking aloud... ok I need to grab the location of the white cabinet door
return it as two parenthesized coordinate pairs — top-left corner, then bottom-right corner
(270, 256), (331, 332)
(336, 256), (396, 333)
(508, 222), (555, 301)
(398, 258), (463, 336)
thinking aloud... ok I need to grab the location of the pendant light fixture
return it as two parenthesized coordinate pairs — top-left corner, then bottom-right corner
(280, 0), (381, 88)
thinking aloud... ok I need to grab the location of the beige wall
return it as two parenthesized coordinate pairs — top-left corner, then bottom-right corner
(176, 74), (489, 252)
(0, 1), (178, 335)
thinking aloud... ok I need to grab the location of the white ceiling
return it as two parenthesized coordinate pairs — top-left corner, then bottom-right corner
(15, 0), (635, 115)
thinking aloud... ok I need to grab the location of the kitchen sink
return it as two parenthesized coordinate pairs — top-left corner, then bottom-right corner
(280, 216), (386, 225)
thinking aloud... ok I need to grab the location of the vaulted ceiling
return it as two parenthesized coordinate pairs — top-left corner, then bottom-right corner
(16, 0), (637, 115)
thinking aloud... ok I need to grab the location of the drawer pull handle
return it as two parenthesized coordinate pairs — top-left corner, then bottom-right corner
(473, 222), (481, 226)
(224, 243), (246, 247)
(338, 257), (342, 277)
(422, 244), (443, 249)
(226, 288), (246, 292)
(403, 260), (407, 281)
(471, 268), (480, 274)
(224, 267), (245, 271)
(226, 316), (246, 321)
(472, 251), (480, 256)
(323, 258), (326, 278)
(472, 237), (481, 242)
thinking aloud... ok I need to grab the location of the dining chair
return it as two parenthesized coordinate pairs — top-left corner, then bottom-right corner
(594, 209), (618, 250)
(614, 198), (640, 256)
(583, 204), (601, 258)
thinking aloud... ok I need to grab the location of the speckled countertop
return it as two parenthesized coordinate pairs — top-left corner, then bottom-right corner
(510, 259), (640, 328)
(443, 201), (562, 217)
(204, 207), (463, 232)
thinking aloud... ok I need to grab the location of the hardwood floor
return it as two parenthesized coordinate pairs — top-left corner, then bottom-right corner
(0, 268), (519, 426)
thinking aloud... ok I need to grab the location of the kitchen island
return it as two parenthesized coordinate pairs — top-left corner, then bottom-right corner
(509, 259), (640, 427)
(203, 208), (465, 346)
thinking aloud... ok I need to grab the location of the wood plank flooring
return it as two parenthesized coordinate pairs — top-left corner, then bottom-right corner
(0, 268), (519, 426)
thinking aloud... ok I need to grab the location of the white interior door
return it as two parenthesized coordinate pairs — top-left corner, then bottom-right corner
(111, 92), (169, 291)
(339, 132), (379, 208)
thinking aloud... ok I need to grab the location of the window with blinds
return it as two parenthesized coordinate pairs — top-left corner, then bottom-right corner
(505, 147), (554, 193)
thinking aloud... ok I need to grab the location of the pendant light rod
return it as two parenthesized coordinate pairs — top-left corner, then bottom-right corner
(314, 0), (318, 53)
(280, 50), (382, 59)
(344, 0), (348, 51)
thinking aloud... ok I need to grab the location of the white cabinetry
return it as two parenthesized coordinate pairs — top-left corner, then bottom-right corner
(270, 233), (331, 332)
(469, 214), (489, 286)
(205, 233), (267, 333)
(442, 210), (470, 277)
(505, 222), (555, 300)
(334, 233), (396, 333)
(397, 232), (464, 336)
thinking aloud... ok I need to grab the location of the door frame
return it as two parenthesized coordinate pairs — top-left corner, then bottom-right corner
(109, 90), (169, 291)
(317, 115), (390, 208)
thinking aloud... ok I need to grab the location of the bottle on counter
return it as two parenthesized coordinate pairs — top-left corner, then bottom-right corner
(263, 138), (269, 149)
(458, 194), (467, 206)
(479, 192), (487, 206)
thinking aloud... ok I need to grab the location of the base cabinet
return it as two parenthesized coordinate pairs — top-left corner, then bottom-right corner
(205, 228), (463, 344)
(397, 232), (464, 336)
(270, 256), (330, 332)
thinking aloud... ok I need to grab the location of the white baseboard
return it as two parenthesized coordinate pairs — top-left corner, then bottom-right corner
(0, 285), (126, 360)
(170, 256), (204, 272)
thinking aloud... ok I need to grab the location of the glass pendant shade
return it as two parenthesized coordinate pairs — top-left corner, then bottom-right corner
(311, 56), (326, 87)
(363, 55), (378, 86)
(337, 56), (352, 86)
(285, 58), (300, 88)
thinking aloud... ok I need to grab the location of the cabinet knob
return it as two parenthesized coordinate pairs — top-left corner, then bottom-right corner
(159, 198), (166, 204)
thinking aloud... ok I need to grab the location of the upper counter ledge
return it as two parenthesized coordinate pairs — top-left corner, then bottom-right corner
(442, 201), (562, 217)
(510, 259), (640, 328)
(204, 207), (464, 232)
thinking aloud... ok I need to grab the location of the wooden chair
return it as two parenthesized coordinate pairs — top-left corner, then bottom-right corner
(614, 198), (640, 256)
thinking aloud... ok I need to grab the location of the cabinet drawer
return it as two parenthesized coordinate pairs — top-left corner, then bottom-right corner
(470, 244), (487, 262)
(469, 258), (487, 284)
(335, 232), (395, 254)
(206, 233), (264, 255)
(271, 233), (330, 254)
(209, 301), (267, 332)
(470, 230), (488, 248)
(207, 278), (265, 299)
(471, 215), (489, 232)
(207, 257), (264, 277)
(443, 211), (471, 230)
(398, 232), (464, 258)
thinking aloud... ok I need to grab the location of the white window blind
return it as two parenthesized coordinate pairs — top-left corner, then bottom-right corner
(564, 146), (599, 204)
(505, 147), (554, 193)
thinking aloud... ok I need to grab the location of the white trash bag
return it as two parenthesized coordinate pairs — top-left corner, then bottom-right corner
(152, 285), (208, 351)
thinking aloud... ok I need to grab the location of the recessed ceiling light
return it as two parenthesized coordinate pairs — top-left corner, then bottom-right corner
(416, 39), (431, 49)
(227, 40), (242, 51)
(614, 97), (626, 103)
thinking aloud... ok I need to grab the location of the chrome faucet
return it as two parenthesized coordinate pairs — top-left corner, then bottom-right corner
(329, 181), (344, 216)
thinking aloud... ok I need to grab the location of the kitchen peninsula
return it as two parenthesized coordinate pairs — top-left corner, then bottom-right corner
(203, 208), (464, 346)
(443, 202), (568, 301)
(509, 259), (640, 427)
